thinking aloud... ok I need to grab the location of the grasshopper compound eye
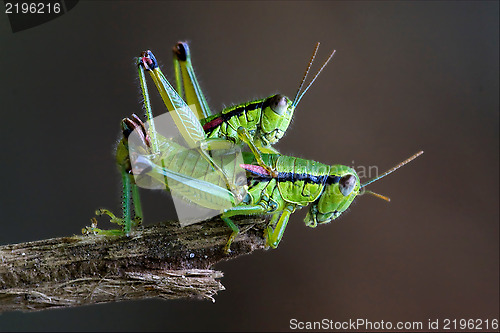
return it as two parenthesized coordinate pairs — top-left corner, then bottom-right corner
(268, 94), (288, 115)
(339, 174), (356, 196)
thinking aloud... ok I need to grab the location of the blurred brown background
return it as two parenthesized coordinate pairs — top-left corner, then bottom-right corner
(0, 1), (498, 331)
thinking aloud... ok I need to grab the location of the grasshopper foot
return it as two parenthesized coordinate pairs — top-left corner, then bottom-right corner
(223, 231), (238, 254)
(82, 217), (124, 236)
(83, 209), (142, 236)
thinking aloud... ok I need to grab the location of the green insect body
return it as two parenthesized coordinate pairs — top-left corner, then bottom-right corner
(89, 42), (423, 254)
(121, 118), (361, 252)
(172, 41), (298, 152)
(223, 154), (360, 250)
(140, 42), (335, 172)
(146, 142), (246, 211)
(201, 94), (294, 153)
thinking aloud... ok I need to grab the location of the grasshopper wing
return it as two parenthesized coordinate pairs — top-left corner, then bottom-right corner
(127, 110), (247, 226)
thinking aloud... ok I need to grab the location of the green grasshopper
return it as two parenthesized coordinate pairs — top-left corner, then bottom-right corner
(138, 42), (336, 178)
(119, 114), (423, 253)
(92, 41), (334, 233)
(88, 43), (423, 254)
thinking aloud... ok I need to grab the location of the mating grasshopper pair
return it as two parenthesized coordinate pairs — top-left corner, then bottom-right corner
(88, 42), (422, 253)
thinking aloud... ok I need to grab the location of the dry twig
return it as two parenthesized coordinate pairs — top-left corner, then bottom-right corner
(0, 216), (268, 312)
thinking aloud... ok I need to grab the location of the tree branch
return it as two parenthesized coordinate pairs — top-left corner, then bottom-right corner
(0, 216), (268, 312)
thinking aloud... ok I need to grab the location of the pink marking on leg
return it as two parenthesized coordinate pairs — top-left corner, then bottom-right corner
(240, 164), (270, 176)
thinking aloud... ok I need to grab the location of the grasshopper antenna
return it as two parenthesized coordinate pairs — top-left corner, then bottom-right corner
(361, 151), (424, 188)
(293, 47), (336, 108)
(293, 42), (320, 107)
(359, 188), (391, 202)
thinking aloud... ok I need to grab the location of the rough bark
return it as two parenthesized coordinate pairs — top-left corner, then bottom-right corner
(0, 216), (268, 312)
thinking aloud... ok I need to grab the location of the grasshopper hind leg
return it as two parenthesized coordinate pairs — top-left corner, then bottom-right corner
(172, 41), (211, 119)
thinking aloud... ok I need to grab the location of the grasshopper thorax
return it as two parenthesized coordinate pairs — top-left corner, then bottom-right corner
(260, 94), (294, 146)
(304, 165), (360, 227)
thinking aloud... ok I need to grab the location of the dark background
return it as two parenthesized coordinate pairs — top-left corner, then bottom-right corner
(0, 1), (498, 331)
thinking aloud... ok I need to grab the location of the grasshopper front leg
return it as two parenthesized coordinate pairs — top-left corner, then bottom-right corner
(264, 204), (295, 248)
(237, 126), (279, 177)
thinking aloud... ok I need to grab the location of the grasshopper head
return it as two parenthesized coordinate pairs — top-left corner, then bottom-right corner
(304, 151), (424, 227)
(304, 165), (360, 227)
(260, 94), (294, 145)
